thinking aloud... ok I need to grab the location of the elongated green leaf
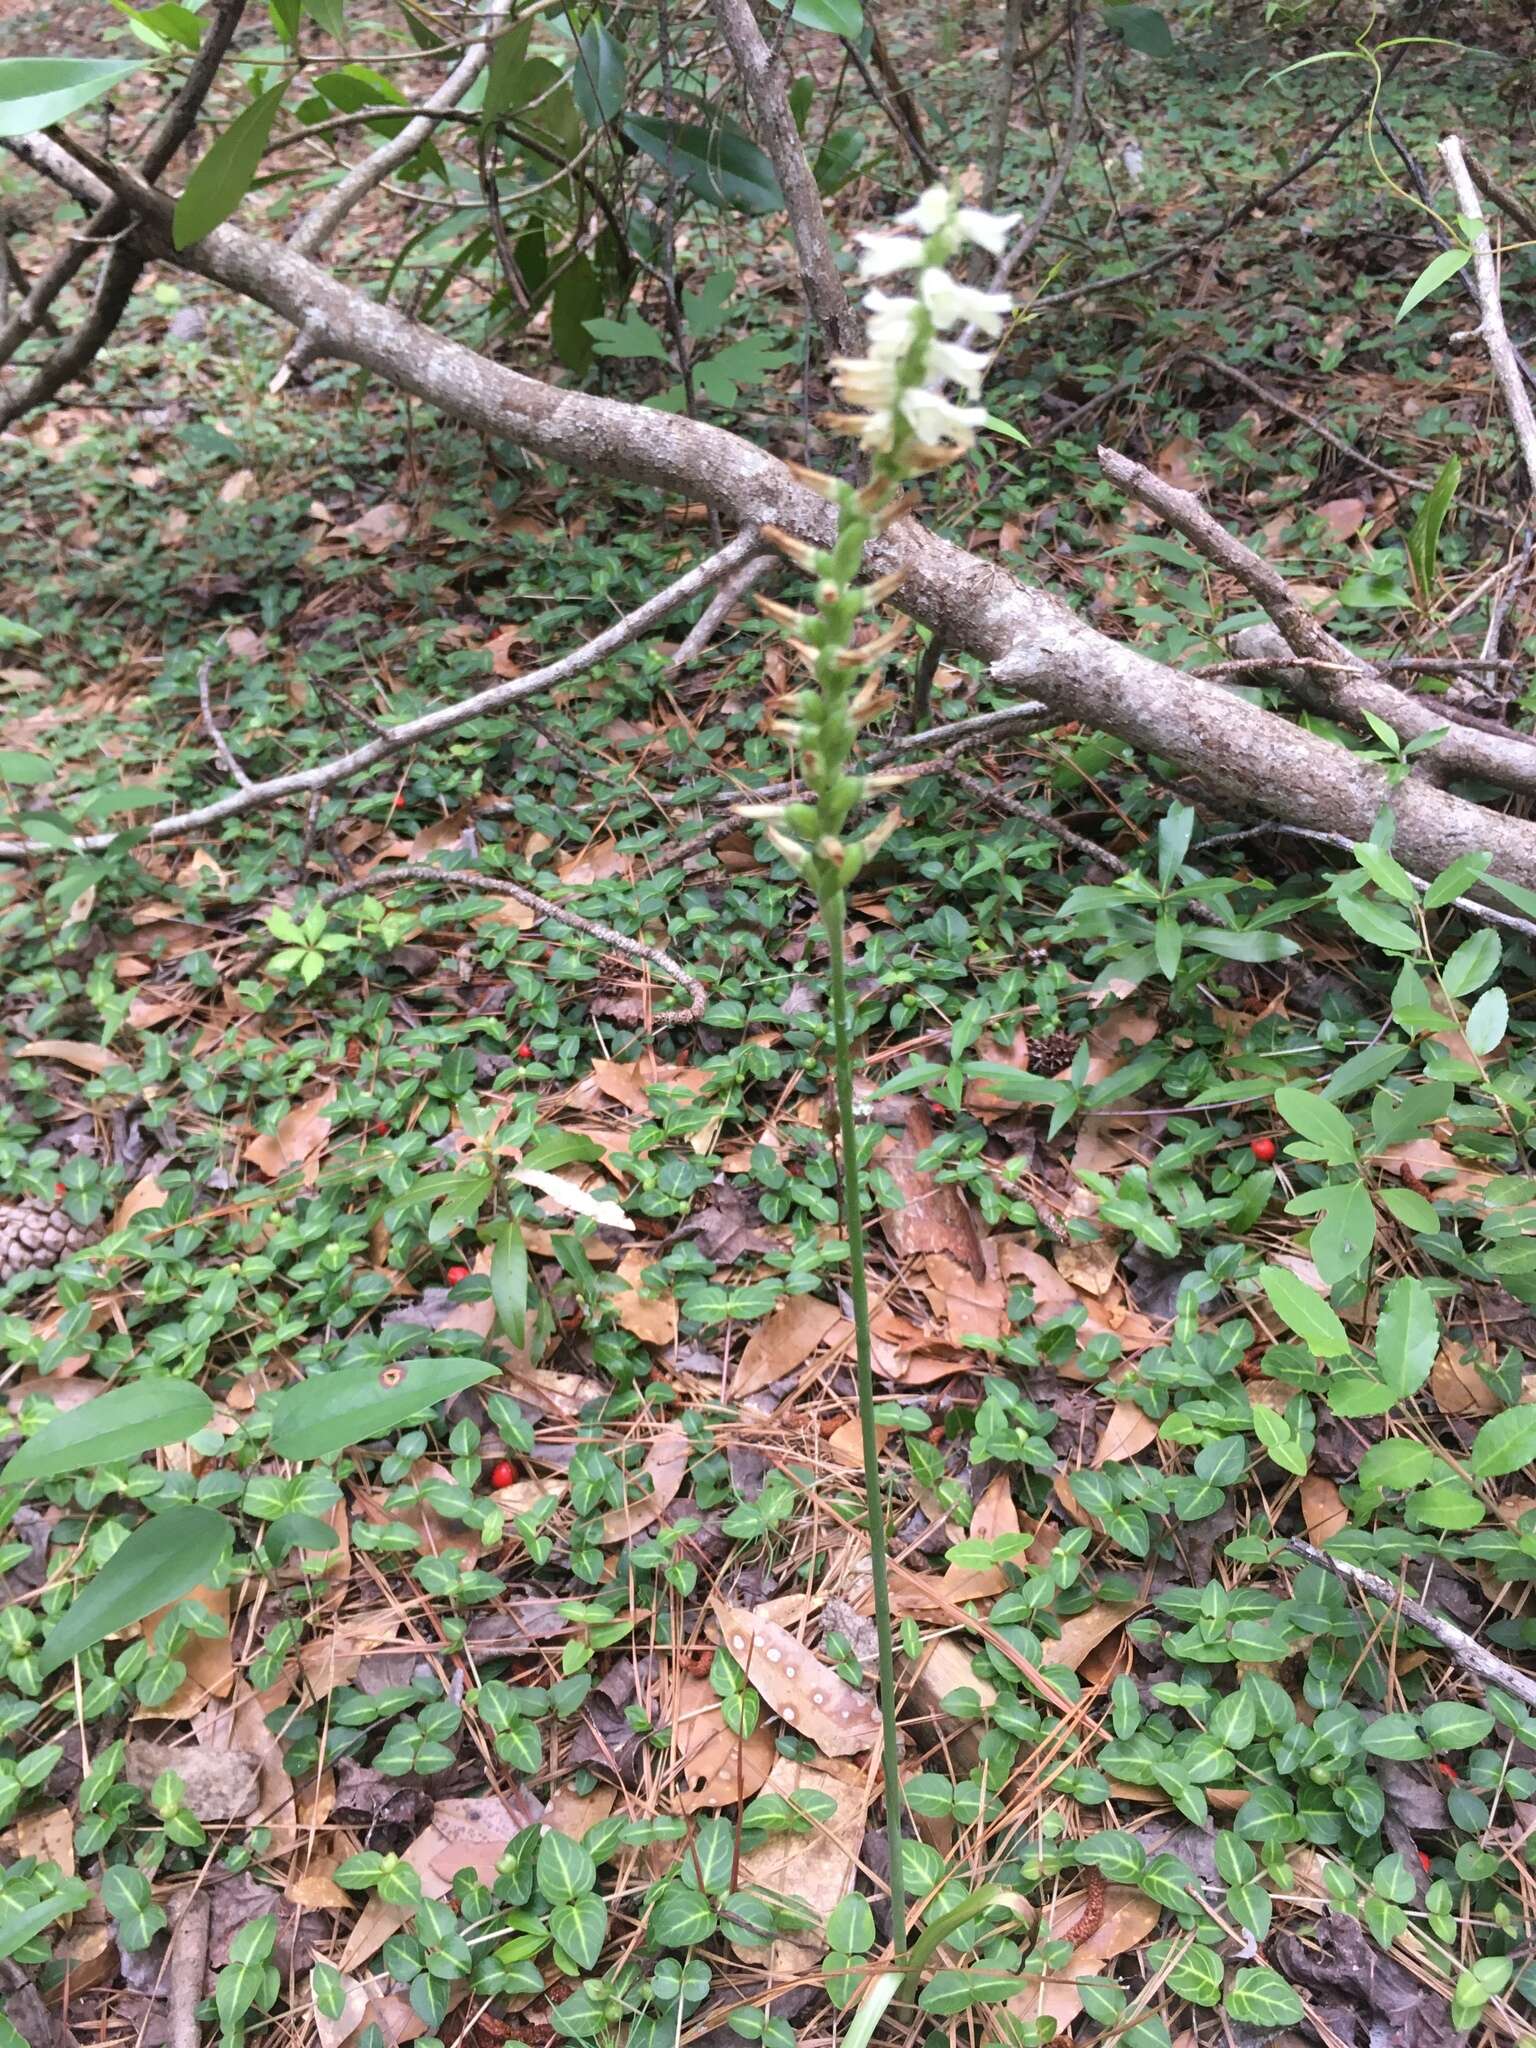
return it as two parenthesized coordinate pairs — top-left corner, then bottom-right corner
(919, 1971), (1028, 2016)
(622, 115), (782, 214)
(39, 1507), (232, 1674)
(1470, 1404), (1536, 1480)
(1258, 1264), (1350, 1358)
(490, 1219), (529, 1349)
(3, 1378), (213, 1486)
(1376, 1275), (1437, 1400)
(268, 1356), (496, 1460)
(173, 83), (286, 249)
(1407, 455), (1461, 601)
(0, 57), (141, 138)
(1395, 244), (1470, 323)
(571, 17), (625, 126)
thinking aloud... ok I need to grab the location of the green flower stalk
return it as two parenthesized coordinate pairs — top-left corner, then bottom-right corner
(745, 185), (1017, 1960)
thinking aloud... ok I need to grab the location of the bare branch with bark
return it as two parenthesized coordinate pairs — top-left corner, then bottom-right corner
(1439, 133), (1536, 504)
(9, 129), (1536, 896)
(710, 0), (861, 359)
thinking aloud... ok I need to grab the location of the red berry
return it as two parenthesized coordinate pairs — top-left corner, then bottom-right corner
(489, 1459), (515, 1490)
(54, 1181), (65, 1196)
(1419, 1850), (1433, 1873)
(373, 1120), (389, 1136)
(1249, 1136), (1276, 1163)
(517, 1042), (533, 1060)
(445, 1263), (470, 1285)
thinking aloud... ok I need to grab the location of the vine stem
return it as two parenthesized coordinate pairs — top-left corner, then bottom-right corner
(823, 886), (908, 1960)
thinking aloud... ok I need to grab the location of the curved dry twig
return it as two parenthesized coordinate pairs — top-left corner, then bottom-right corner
(306, 861), (708, 1028)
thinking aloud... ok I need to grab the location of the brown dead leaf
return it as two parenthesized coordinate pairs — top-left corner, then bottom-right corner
(341, 1791), (540, 1970)
(312, 1967), (370, 2048)
(877, 1103), (985, 1277)
(138, 1584), (233, 1717)
(597, 1427), (689, 1544)
(940, 1471), (1020, 1604)
(19, 1037), (120, 1075)
(113, 1172), (168, 1231)
(1049, 1600), (1140, 1673)
(731, 1293), (848, 1399)
(728, 1754), (867, 1978)
(1301, 1475), (1349, 1545)
(246, 1085), (336, 1183)
(1008, 1886), (1162, 2034)
(613, 1250), (678, 1348)
(339, 501), (410, 552)
(712, 1599), (880, 1757)
(921, 1253), (1009, 1345)
(1317, 496), (1368, 540)
(1431, 1341), (1499, 1417)
(2, 1803), (74, 1877)
(558, 835), (629, 884)
(1094, 1399), (1159, 1466)
(671, 1674), (777, 1810)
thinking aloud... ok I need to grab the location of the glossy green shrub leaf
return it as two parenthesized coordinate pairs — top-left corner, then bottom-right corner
(3, 1377), (213, 1486)
(173, 83), (286, 248)
(0, 57), (140, 138)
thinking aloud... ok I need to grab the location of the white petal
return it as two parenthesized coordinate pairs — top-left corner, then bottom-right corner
(919, 267), (1013, 336)
(956, 205), (1021, 256)
(896, 185), (953, 236)
(925, 337), (990, 396)
(900, 386), (987, 444)
(854, 233), (924, 280)
(511, 1167), (633, 1231)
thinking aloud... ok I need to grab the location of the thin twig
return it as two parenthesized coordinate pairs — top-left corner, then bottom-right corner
(976, 9), (1088, 319)
(197, 658), (254, 790)
(981, 0), (1029, 217)
(1288, 1539), (1536, 1718)
(287, 0), (512, 261)
(1465, 150), (1536, 243)
(166, 1890), (211, 2048)
(0, 530), (759, 860)
(1439, 134), (1536, 503)
(1186, 349), (1425, 495)
(668, 541), (773, 669)
(295, 861), (707, 1027)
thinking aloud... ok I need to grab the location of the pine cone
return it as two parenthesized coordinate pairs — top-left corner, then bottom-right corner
(1026, 1029), (1080, 1078)
(0, 1198), (104, 1283)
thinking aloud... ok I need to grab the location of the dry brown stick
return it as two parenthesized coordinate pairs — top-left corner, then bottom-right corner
(950, 768), (1125, 872)
(668, 541), (774, 668)
(14, 131), (1536, 896)
(1098, 443), (1536, 796)
(0, 0), (247, 375)
(1439, 134), (1536, 504)
(710, 0), (860, 358)
(306, 861), (707, 1027)
(1186, 349), (1425, 494)
(196, 656), (254, 790)
(1288, 1539), (1536, 1718)
(1465, 150), (1536, 247)
(166, 1889), (211, 2048)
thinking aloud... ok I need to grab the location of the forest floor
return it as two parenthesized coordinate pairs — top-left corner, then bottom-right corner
(3, 8), (1536, 2048)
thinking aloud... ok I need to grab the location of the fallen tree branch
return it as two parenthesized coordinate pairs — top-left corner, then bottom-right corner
(10, 131), (1536, 895)
(668, 539), (774, 668)
(0, 476), (755, 853)
(1438, 134), (1536, 504)
(1287, 1539), (1536, 1718)
(711, 0), (860, 358)
(1098, 444), (1536, 795)
(296, 861), (708, 1027)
